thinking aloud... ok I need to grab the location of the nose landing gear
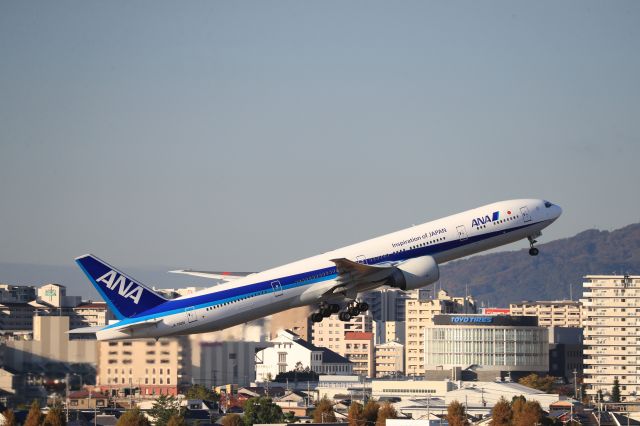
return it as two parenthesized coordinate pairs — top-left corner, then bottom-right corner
(528, 236), (539, 256)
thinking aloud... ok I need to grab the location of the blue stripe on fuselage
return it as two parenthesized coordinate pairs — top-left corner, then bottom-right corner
(105, 220), (544, 330)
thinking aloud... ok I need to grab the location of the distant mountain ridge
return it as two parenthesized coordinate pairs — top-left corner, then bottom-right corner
(438, 223), (640, 307)
(2, 224), (640, 306)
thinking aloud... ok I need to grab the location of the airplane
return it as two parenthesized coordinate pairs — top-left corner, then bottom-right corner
(75, 198), (562, 340)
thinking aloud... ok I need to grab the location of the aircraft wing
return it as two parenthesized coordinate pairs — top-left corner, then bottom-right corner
(169, 269), (255, 281)
(325, 258), (397, 298)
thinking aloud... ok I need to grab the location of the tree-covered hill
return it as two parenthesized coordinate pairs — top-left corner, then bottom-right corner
(437, 223), (640, 306)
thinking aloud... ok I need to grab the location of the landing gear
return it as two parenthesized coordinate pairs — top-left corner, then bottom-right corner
(338, 311), (351, 321)
(311, 303), (341, 323)
(339, 301), (368, 321)
(527, 236), (539, 256)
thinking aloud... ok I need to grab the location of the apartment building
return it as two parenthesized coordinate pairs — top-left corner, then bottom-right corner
(377, 320), (405, 345)
(510, 300), (582, 327)
(0, 284), (36, 303)
(361, 288), (412, 322)
(375, 341), (404, 377)
(71, 302), (114, 328)
(344, 332), (375, 378)
(581, 275), (640, 402)
(96, 336), (191, 396)
(405, 289), (476, 376)
(312, 312), (374, 354)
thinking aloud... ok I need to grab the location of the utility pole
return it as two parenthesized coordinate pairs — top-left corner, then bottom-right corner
(66, 373), (69, 423)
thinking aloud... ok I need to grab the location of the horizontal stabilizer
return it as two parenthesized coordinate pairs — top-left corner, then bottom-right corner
(169, 269), (254, 281)
(67, 325), (103, 335)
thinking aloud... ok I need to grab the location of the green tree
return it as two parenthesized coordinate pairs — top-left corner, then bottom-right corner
(363, 400), (380, 426)
(23, 400), (43, 426)
(221, 414), (243, 426)
(375, 402), (397, 426)
(42, 404), (66, 426)
(348, 402), (365, 426)
(149, 395), (184, 426)
(490, 397), (512, 426)
(446, 400), (468, 426)
(313, 396), (336, 423)
(611, 379), (621, 403)
(283, 411), (298, 423)
(2, 409), (17, 426)
(242, 397), (284, 426)
(116, 408), (151, 426)
(185, 384), (219, 401)
(518, 373), (556, 393)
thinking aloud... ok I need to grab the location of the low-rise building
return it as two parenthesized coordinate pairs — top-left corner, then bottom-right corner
(371, 379), (454, 399)
(256, 330), (352, 381)
(424, 314), (548, 381)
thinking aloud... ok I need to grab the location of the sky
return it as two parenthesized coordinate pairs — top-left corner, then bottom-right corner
(1, 1), (639, 278)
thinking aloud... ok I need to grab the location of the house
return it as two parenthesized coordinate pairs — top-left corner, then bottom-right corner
(256, 330), (352, 381)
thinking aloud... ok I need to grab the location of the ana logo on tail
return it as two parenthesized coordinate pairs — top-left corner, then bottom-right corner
(96, 270), (143, 304)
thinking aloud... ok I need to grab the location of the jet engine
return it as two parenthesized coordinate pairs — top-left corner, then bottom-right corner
(388, 255), (440, 291)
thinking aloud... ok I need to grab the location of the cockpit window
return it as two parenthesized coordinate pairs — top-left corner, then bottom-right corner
(544, 201), (553, 208)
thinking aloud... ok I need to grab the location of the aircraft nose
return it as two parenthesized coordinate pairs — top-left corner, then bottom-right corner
(552, 203), (563, 219)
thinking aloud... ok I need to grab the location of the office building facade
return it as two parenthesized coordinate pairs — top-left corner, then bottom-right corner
(424, 315), (548, 377)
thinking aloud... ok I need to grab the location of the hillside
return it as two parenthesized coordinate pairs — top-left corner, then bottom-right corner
(438, 223), (640, 306)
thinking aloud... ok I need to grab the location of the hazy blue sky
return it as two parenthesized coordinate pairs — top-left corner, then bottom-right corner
(1, 1), (639, 275)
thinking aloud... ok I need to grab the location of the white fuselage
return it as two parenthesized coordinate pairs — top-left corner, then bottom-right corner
(97, 198), (562, 340)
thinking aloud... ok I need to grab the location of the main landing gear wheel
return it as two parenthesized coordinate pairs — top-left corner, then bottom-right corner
(338, 312), (351, 321)
(311, 312), (324, 323)
(357, 302), (369, 312)
(527, 235), (539, 256)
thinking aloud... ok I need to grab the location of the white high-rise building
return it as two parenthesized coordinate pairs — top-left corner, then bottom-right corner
(581, 275), (640, 402)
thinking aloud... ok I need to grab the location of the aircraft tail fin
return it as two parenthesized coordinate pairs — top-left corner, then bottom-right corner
(75, 254), (168, 319)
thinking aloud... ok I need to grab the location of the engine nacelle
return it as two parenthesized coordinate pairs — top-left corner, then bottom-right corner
(388, 255), (440, 291)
